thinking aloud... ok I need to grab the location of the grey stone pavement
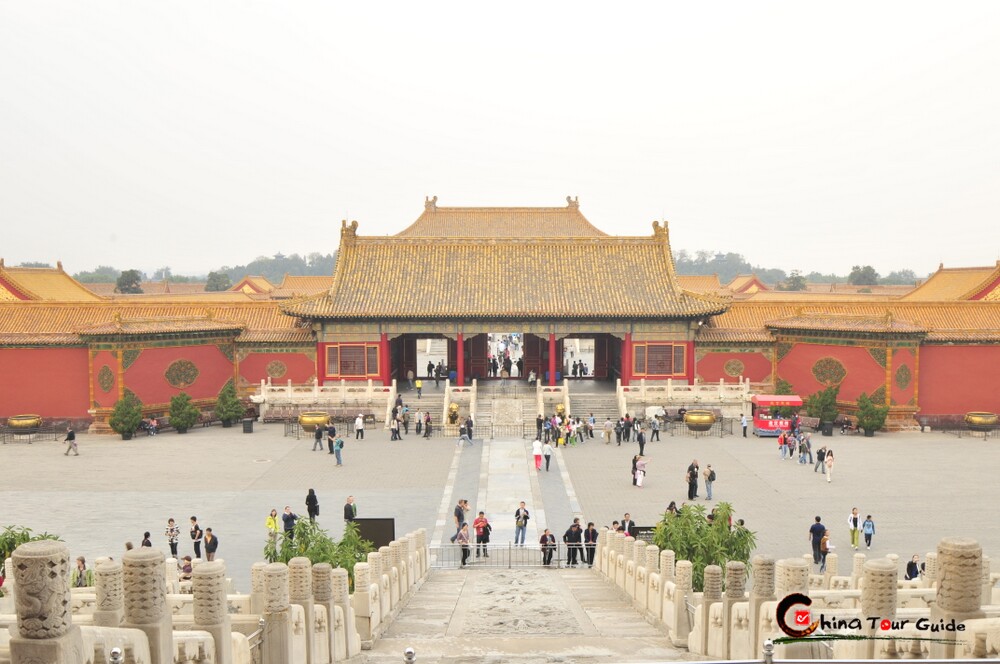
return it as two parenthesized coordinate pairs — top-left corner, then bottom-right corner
(4, 417), (1000, 594)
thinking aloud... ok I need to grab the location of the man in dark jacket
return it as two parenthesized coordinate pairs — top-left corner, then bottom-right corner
(344, 496), (357, 523)
(563, 521), (583, 566)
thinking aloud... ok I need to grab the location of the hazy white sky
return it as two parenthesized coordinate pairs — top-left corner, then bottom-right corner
(1, 2), (998, 277)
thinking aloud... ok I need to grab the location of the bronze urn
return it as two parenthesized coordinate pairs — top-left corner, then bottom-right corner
(683, 409), (717, 432)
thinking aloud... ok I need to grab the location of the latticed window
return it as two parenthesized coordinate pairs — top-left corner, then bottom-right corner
(324, 344), (380, 377)
(326, 346), (339, 375)
(339, 346), (366, 376)
(632, 343), (687, 376)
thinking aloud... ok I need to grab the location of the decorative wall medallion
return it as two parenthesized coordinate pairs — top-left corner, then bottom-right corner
(895, 364), (912, 390)
(97, 365), (115, 393)
(723, 359), (745, 377)
(811, 357), (846, 385)
(266, 360), (288, 379)
(165, 359), (199, 389)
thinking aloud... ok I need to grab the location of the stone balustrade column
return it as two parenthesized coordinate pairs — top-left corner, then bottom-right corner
(165, 556), (180, 594)
(352, 562), (378, 646)
(93, 559), (124, 627)
(2, 557), (13, 599)
(398, 536), (414, 590)
(885, 553), (899, 578)
(332, 567), (360, 657)
(931, 537), (985, 658)
(379, 545), (398, 607)
(312, 564), (338, 662)
(250, 561), (268, 614)
(924, 551), (939, 588)
(660, 550), (676, 581)
(852, 552), (866, 588)
(823, 552), (838, 588)
(722, 561), (747, 658)
(748, 555), (775, 656)
(982, 555), (992, 606)
(669, 560), (693, 647)
(262, 563), (293, 664)
(368, 551), (388, 620)
(122, 548), (172, 664)
(775, 558), (809, 597)
(416, 529), (428, 577)
(390, 540), (407, 597)
(694, 564), (723, 654)
(8, 540), (84, 664)
(859, 558), (897, 659)
(193, 560), (232, 664)
(288, 558), (315, 664)
(645, 545), (660, 574)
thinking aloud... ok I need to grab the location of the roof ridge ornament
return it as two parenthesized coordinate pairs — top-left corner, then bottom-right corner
(425, 195), (438, 211)
(566, 196), (579, 209)
(341, 219), (359, 248)
(652, 220), (669, 241)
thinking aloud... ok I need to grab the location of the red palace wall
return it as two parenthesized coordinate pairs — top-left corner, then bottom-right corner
(239, 351), (316, 388)
(919, 345), (1000, 415)
(124, 344), (234, 407)
(778, 343), (885, 402)
(891, 348), (916, 407)
(696, 350), (772, 383)
(92, 350), (120, 409)
(0, 347), (90, 418)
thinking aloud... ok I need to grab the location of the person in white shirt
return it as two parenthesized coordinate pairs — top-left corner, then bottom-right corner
(354, 414), (365, 440)
(542, 441), (554, 471)
(531, 439), (543, 470)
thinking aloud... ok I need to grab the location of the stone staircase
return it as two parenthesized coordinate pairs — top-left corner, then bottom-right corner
(567, 391), (621, 424)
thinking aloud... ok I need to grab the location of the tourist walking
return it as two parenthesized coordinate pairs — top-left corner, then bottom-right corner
(531, 438), (543, 470)
(815, 445), (827, 473)
(604, 417), (614, 444)
(514, 501), (530, 545)
(63, 426), (78, 456)
(808, 516), (826, 565)
(313, 423), (326, 451)
(407, 368), (415, 389)
(190, 516), (203, 558)
(686, 459), (700, 500)
(306, 489), (320, 521)
(635, 455), (648, 488)
(650, 416), (660, 441)
(636, 423), (646, 455)
(542, 440), (554, 471)
(265, 509), (280, 547)
(415, 378), (422, 398)
(203, 528), (219, 561)
(862, 514), (876, 549)
(344, 496), (357, 522)
(326, 422), (337, 454)
(333, 436), (344, 465)
(588, 413), (596, 438)
(473, 511), (491, 558)
(741, 413), (748, 438)
(847, 507), (860, 550)
(615, 419), (623, 445)
(703, 464), (715, 500)
(819, 529), (832, 572)
(631, 454), (639, 486)
(282, 506), (298, 540)
(824, 449), (835, 482)
(423, 413), (433, 438)
(427, 361), (434, 378)
(415, 410), (423, 436)
(164, 518), (180, 557)
(584, 522), (599, 567)
(539, 529), (556, 566)
(354, 414), (365, 439)
(457, 524), (471, 567)
(449, 499), (467, 543)
(390, 416), (401, 440)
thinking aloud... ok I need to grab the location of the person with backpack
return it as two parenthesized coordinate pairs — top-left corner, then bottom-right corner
(333, 436), (345, 466)
(862, 514), (876, 550)
(703, 464), (716, 500)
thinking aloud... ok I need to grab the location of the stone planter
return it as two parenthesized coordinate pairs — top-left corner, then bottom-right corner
(863, 429), (875, 437)
(683, 409), (716, 432)
(122, 431), (133, 441)
(964, 412), (998, 432)
(177, 427), (188, 434)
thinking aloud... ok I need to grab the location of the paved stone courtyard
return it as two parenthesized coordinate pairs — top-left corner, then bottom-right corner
(3, 421), (999, 596)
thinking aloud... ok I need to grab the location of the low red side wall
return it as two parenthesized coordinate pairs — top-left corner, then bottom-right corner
(92, 350), (119, 408)
(125, 345), (234, 407)
(0, 347), (90, 418)
(239, 351), (316, 387)
(779, 343), (884, 401)
(919, 345), (1000, 415)
(696, 350), (772, 383)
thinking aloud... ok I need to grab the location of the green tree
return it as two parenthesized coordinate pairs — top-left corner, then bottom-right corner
(0, 526), (61, 588)
(109, 393), (143, 437)
(772, 378), (799, 417)
(848, 265), (880, 286)
(214, 381), (244, 423)
(168, 392), (200, 432)
(805, 385), (840, 423)
(264, 519), (374, 589)
(115, 269), (144, 294)
(880, 269), (919, 285)
(205, 271), (232, 292)
(73, 265), (120, 283)
(778, 270), (807, 291)
(652, 503), (756, 591)
(856, 392), (889, 434)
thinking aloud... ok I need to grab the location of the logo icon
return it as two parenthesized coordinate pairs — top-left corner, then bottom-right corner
(776, 593), (818, 638)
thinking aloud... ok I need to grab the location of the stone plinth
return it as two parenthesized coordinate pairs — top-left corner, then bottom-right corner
(122, 547), (173, 664)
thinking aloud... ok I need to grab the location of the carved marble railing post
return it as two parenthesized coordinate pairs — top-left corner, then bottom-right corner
(262, 563), (293, 664)
(856, 558), (897, 659)
(645, 545), (660, 575)
(774, 558), (811, 660)
(332, 567), (360, 657)
(122, 548), (172, 664)
(669, 560), (693, 647)
(415, 529), (428, 577)
(369, 551), (389, 621)
(931, 537), (985, 659)
(379, 545), (398, 608)
(981, 555), (992, 606)
(692, 564), (722, 654)
(352, 562), (378, 647)
(660, 550), (676, 582)
(93, 559), (124, 627)
(250, 561), (267, 614)
(823, 552), (838, 589)
(748, 555), (775, 657)
(390, 540), (406, 600)
(722, 561), (746, 658)
(885, 553), (899, 579)
(8, 540), (84, 664)
(851, 552), (866, 589)
(596, 527), (609, 575)
(312, 564), (338, 662)
(165, 557), (180, 594)
(399, 536), (414, 591)
(924, 551), (939, 588)
(193, 560), (232, 664)
(288, 557), (316, 664)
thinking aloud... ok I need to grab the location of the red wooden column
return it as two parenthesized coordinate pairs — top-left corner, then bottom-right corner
(456, 332), (465, 387)
(685, 340), (696, 384)
(622, 332), (632, 386)
(380, 333), (390, 385)
(548, 333), (557, 386)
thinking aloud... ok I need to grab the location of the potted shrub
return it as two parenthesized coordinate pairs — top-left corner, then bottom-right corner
(856, 392), (889, 437)
(806, 385), (839, 436)
(214, 382), (244, 428)
(168, 392), (200, 434)
(108, 393), (143, 440)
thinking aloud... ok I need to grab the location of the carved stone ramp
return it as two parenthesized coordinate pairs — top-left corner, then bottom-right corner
(363, 568), (697, 662)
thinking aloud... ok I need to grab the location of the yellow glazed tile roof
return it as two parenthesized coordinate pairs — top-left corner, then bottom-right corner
(765, 313), (925, 334)
(230, 276), (275, 294)
(726, 274), (769, 294)
(269, 275), (335, 299)
(284, 220), (729, 320)
(76, 316), (245, 336)
(83, 281), (208, 295)
(395, 198), (608, 238)
(677, 275), (724, 294)
(0, 262), (102, 302)
(901, 263), (1000, 301)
